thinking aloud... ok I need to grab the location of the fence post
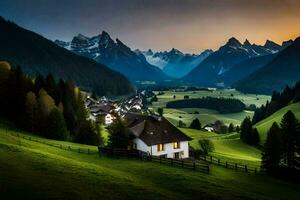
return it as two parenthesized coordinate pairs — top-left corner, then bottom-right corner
(225, 161), (228, 168)
(245, 165), (248, 173)
(218, 159), (220, 165)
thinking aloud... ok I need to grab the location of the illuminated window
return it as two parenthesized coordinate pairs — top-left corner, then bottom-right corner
(173, 142), (180, 149)
(157, 144), (164, 151)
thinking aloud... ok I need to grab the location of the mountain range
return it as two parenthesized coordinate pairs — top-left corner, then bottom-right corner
(183, 37), (292, 87)
(1, 16), (298, 95)
(235, 37), (300, 94)
(55, 32), (168, 82)
(137, 48), (213, 78)
(0, 17), (133, 96)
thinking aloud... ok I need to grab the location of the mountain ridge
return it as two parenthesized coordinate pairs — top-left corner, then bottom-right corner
(182, 37), (292, 87)
(235, 37), (300, 94)
(139, 48), (213, 78)
(55, 32), (168, 82)
(0, 16), (134, 96)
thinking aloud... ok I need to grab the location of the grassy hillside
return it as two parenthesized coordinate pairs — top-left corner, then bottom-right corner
(181, 128), (261, 166)
(255, 102), (300, 144)
(1, 123), (300, 199)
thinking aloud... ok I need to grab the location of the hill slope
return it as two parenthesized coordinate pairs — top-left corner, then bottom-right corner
(1, 123), (300, 199)
(220, 54), (276, 85)
(235, 37), (300, 94)
(255, 102), (300, 144)
(0, 17), (133, 96)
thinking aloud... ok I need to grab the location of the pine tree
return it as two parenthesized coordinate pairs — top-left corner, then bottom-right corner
(280, 110), (300, 169)
(0, 61), (11, 116)
(108, 116), (130, 149)
(75, 120), (100, 145)
(251, 128), (260, 145)
(189, 118), (201, 130)
(228, 123), (235, 133)
(262, 122), (283, 174)
(240, 117), (252, 143)
(235, 125), (240, 133)
(157, 107), (164, 116)
(178, 120), (186, 128)
(25, 91), (38, 132)
(46, 108), (69, 140)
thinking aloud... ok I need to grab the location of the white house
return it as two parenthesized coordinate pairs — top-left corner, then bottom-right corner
(104, 113), (113, 125)
(204, 126), (215, 132)
(125, 113), (192, 159)
(85, 97), (116, 126)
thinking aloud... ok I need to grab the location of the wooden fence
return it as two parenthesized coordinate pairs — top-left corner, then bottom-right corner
(199, 155), (262, 174)
(3, 130), (210, 174)
(99, 147), (210, 174)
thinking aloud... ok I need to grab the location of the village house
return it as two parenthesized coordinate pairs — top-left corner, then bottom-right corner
(125, 113), (192, 159)
(203, 125), (215, 132)
(85, 97), (116, 125)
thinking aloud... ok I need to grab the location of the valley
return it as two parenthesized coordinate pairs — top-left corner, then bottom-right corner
(0, 1), (300, 199)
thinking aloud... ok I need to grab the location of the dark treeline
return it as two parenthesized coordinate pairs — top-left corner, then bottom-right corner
(240, 117), (260, 145)
(0, 61), (102, 145)
(252, 82), (300, 124)
(262, 111), (300, 178)
(166, 97), (246, 114)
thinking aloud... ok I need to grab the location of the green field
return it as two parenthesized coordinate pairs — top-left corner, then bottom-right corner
(1, 123), (300, 199)
(148, 89), (269, 167)
(181, 128), (261, 166)
(150, 89), (270, 127)
(255, 102), (300, 144)
(164, 108), (253, 127)
(151, 89), (270, 108)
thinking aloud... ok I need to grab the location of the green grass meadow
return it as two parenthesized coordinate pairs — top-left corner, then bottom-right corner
(150, 89), (270, 127)
(1, 123), (300, 200)
(255, 102), (300, 144)
(180, 128), (261, 166)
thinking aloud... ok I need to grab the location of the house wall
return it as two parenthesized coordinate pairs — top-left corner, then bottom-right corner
(133, 138), (151, 154)
(133, 138), (189, 159)
(105, 114), (113, 125)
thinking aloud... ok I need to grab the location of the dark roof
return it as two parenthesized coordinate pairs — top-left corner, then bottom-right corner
(90, 104), (114, 114)
(125, 113), (192, 146)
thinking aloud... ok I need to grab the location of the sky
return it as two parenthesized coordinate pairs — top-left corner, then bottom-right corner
(1, 0), (300, 53)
